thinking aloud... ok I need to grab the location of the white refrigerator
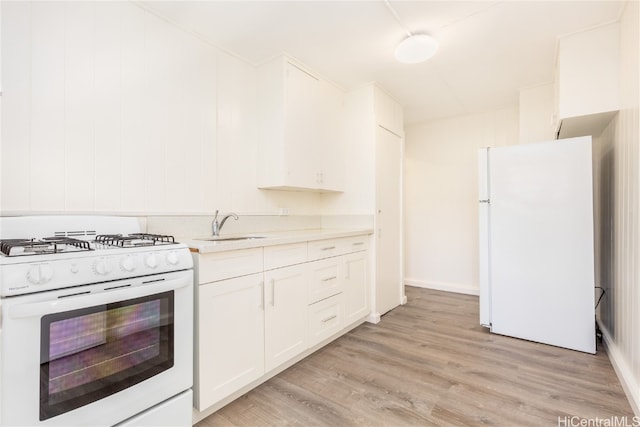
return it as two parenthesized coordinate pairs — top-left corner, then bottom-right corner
(478, 136), (596, 354)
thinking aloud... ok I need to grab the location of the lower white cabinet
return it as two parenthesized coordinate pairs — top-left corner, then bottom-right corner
(195, 273), (265, 411)
(343, 251), (369, 324)
(264, 264), (309, 372)
(193, 234), (370, 414)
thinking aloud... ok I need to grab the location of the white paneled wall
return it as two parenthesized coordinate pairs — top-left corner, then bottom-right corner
(403, 107), (519, 294)
(1, 2), (218, 214)
(1, 1), (321, 216)
(595, 0), (640, 415)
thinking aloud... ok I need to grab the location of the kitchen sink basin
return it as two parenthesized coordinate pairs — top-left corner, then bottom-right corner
(195, 236), (267, 242)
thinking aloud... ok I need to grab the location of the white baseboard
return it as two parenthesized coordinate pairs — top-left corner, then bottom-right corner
(366, 312), (381, 324)
(598, 320), (640, 416)
(405, 278), (479, 296)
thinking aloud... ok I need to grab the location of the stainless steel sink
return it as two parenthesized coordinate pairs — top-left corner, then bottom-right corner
(195, 236), (267, 242)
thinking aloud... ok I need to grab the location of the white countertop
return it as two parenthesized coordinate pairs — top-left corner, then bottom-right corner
(181, 228), (373, 254)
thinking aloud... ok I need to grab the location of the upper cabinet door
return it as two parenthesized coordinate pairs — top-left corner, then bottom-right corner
(316, 79), (345, 192)
(257, 56), (345, 192)
(283, 63), (320, 189)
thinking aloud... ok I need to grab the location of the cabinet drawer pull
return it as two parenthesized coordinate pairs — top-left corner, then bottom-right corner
(321, 276), (337, 282)
(270, 278), (275, 306)
(321, 314), (337, 323)
(352, 242), (364, 246)
(321, 246), (336, 251)
(259, 281), (264, 309)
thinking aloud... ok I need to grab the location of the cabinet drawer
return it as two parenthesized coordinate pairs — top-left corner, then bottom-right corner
(196, 248), (263, 284)
(342, 235), (369, 253)
(307, 238), (342, 260)
(308, 258), (342, 304)
(308, 294), (343, 347)
(264, 242), (307, 270)
(308, 235), (369, 260)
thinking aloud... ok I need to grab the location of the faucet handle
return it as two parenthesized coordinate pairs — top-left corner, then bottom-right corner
(213, 210), (219, 222)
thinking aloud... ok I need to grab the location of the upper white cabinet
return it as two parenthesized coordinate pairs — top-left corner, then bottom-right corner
(257, 55), (345, 192)
(555, 23), (620, 138)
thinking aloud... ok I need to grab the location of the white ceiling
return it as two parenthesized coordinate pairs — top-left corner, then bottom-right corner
(141, 1), (624, 125)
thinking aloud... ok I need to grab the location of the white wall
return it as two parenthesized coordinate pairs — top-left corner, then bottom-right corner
(403, 106), (519, 294)
(594, 0), (640, 415)
(519, 83), (555, 144)
(0, 1), (321, 216)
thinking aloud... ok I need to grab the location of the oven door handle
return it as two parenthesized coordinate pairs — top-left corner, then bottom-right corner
(9, 274), (192, 319)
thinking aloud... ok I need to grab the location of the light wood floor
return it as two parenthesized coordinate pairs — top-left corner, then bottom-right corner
(196, 287), (634, 426)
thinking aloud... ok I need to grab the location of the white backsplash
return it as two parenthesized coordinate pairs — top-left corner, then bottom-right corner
(147, 214), (374, 238)
(321, 215), (374, 229)
(147, 215), (321, 238)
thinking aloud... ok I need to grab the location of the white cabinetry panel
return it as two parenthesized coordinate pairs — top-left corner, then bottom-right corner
(257, 56), (345, 192)
(196, 273), (265, 410)
(284, 63), (318, 189)
(264, 264), (308, 371)
(192, 233), (370, 413)
(343, 251), (369, 324)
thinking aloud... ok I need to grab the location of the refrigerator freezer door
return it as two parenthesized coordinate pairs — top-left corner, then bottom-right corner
(478, 148), (491, 327)
(488, 137), (595, 353)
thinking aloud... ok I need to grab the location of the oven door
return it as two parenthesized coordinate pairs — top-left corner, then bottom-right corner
(0, 270), (193, 427)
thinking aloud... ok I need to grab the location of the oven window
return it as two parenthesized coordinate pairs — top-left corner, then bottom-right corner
(39, 291), (174, 421)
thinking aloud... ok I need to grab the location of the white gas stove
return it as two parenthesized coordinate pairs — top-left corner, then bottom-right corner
(0, 216), (192, 297)
(0, 216), (194, 427)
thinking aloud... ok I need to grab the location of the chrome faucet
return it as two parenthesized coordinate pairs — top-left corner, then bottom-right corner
(212, 210), (239, 236)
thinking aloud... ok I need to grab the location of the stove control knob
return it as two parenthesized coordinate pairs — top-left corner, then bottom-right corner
(166, 251), (179, 266)
(120, 256), (136, 272)
(27, 264), (54, 285)
(93, 259), (113, 276)
(41, 264), (54, 283)
(70, 263), (80, 274)
(145, 254), (158, 269)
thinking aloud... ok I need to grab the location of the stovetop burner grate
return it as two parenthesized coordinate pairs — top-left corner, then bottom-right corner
(0, 237), (93, 257)
(95, 233), (176, 247)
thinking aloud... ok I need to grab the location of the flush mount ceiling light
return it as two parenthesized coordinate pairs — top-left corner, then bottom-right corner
(384, 0), (438, 64)
(395, 34), (438, 64)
